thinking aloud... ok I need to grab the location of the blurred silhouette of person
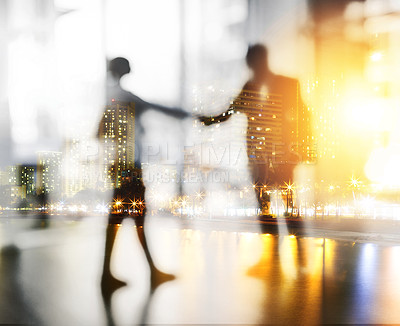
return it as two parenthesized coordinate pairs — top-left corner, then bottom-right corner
(0, 246), (42, 324)
(200, 44), (308, 214)
(99, 57), (188, 297)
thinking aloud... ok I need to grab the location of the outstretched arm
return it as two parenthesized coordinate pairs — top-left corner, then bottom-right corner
(145, 101), (190, 119)
(198, 83), (253, 126)
(134, 94), (190, 119)
(199, 106), (235, 126)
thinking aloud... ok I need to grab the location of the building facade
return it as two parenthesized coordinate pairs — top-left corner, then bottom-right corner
(37, 151), (62, 195)
(98, 101), (135, 189)
(17, 165), (36, 197)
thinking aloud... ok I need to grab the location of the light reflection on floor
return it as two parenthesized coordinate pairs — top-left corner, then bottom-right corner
(1, 215), (400, 324)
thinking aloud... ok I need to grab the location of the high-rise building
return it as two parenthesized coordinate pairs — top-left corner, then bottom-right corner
(98, 101), (135, 189)
(16, 165), (36, 197)
(6, 165), (17, 185)
(233, 90), (284, 165)
(0, 165), (21, 205)
(37, 151), (62, 194)
(63, 138), (82, 197)
(192, 84), (313, 184)
(62, 138), (100, 197)
(234, 86), (313, 171)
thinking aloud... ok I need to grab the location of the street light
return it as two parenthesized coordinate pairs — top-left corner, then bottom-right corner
(129, 198), (144, 215)
(113, 197), (125, 214)
(283, 181), (295, 217)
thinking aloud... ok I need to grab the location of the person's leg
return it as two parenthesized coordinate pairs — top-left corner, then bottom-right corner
(250, 163), (263, 214)
(101, 216), (127, 295)
(134, 209), (175, 291)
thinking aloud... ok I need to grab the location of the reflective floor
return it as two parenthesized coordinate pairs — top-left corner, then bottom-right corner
(1, 215), (400, 325)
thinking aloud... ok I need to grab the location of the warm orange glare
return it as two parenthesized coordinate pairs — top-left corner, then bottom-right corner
(280, 235), (298, 279)
(342, 94), (385, 132)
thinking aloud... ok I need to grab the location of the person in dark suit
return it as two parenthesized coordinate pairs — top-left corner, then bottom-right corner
(99, 57), (188, 296)
(200, 44), (309, 213)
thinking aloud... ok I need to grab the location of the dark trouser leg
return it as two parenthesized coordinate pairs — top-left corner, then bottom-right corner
(101, 216), (127, 296)
(134, 212), (175, 292)
(134, 214), (157, 272)
(251, 162), (271, 214)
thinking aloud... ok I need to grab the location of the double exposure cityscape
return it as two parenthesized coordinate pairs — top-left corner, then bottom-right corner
(2, 0), (400, 325)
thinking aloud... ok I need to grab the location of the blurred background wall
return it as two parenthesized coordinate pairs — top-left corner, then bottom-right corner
(2, 0), (400, 210)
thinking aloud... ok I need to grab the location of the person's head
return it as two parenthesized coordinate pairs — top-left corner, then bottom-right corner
(246, 44), (269, 76)
(108, 57), (131, 80)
